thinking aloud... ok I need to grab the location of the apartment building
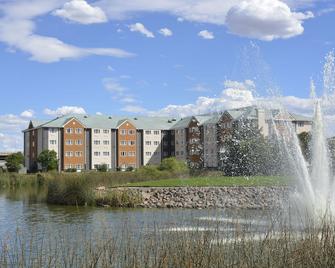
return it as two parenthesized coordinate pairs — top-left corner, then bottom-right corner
(23, 106), (312, 172)
(23, 114), (177, 172)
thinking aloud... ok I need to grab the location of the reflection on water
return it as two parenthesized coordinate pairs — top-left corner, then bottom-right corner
(0, 187), (297, 249)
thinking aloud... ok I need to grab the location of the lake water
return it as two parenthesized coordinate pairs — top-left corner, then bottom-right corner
(0, 187), (299, 255)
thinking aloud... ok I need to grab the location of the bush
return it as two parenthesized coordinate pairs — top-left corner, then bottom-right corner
(96, 164), (108, 172)
(126, 166), (134, 172)
(159, 157), (188, 173)
(65, 168), (77, 173)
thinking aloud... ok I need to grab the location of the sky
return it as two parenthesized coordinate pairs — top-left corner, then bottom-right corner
(0, 0), (335, 151)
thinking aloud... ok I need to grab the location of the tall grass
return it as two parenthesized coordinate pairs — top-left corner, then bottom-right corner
(1, 216), (335, 267)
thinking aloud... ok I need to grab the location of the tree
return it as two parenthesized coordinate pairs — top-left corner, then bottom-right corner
(37, 150), (58, 171)
(6, 152), (24, 172)
(298, 132), (312, 162)
(218, 122), (286, 176)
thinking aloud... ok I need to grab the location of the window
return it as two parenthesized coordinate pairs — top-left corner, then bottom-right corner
(298, 122), (304, 127)
(50, 140), (57, 145)
(120, 130), (127, 135)
(75, 128), (83, 134)
(154, 130), (160, 135)
(65, 151), (73, 157)
(145, 130), (151, 135)
(181, 151), (184, 155)
(66, 128), (73, 134)
(128, 151), (136, 156)
(120, 140), (127, 146)
(94, 140), (101, 145)
(154, 152), (160, 156)
(94, 129), (101, 134)
(103, 152), (110, 156)
(76, 164), (82, 170)
(146, 152), (152, 156)
(121, 151), (127, 157)
(145, 141), (151, 146)
(128, 130), (135, 135)
(103, 140), (110, 145)
(94, 152), (101, 156)
(128, 141), (135, 146)
(76, 140), (83, 145)
(176, 151), (179, 156)
(103, 129), (110, 134)
(154, 141), (159, 146)
(75, 151), (83, 157)
(49, 128), (57, 133)
(65, 140), (73, 145)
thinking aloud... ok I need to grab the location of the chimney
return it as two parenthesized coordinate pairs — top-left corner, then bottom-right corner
(256, 108), (268, 137)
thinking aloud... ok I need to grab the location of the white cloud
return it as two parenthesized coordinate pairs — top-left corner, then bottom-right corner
(44, 106), (87, 116)
(225, 0), (314, 41)
(20, 109), (35, 118)
(53, 0), (107, 24)
(189, 84), (211, 92)
(129, 22), (155, 38)
(122, 105), (148, 114)
(96, 112), (103, 115)
(103, 78), (126, 94)
(0, 0), (134, 63)
(198, 30), (214, 39)
(96, 0), (314, 41)
(0, 114), (30, 152)
(158, 28), (173, 37)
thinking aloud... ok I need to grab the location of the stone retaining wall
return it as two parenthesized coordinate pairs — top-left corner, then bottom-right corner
(114, 187), (290, 209)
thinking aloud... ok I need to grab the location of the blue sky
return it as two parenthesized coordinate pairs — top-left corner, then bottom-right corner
(0, 0), (335, 151)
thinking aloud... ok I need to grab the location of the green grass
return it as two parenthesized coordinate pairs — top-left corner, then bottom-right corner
(121, 176), (291, 187)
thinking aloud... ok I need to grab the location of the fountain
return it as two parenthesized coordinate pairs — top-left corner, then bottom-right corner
(273, 52), (335, 218)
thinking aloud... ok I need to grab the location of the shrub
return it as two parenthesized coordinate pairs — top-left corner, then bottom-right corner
(96, 164), (108, 172)
(126, 166), (134, 172)
(65, 168), (77, 173)
(159, 157), (188, 173)
(5, 152), (24, 173)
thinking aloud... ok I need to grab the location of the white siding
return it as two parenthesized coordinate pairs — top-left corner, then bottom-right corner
(175, 128), (187, 161)
(143, 130), (162, 165)
(203, 124), (218, 168)
(91, 129), (112, 169)
(294, 121), (312, 134)
(48, 128), (60, 158)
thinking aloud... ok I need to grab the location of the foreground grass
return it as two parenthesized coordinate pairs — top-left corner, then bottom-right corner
(122, 176), (291, 187)
(1, 216), (335, 267)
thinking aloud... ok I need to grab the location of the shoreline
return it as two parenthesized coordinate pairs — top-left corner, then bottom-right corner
(98, 186), (291, 209)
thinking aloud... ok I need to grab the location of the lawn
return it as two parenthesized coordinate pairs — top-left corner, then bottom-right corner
(121, 176), (291, 187)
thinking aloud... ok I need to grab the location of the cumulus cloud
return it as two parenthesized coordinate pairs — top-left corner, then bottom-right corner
(44, 106), (87, 116)
(96, 0), (314, 41)
(129, 23), (155, 38)
(198, 30), (214, 39)
(158, 28), (173, 37)
(20, 109), (35, 118)
(0, 0), (133, 63)
(53, 0), (107, 24)
(151, 80), (256, 117)
(0, 114), (30, 152)
(225, 0), (314, 41)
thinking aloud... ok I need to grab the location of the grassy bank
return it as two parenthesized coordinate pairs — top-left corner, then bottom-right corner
(0, 172), (291, 207)
(1, 216), (335, 267)
(122, 176), (290, 187)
